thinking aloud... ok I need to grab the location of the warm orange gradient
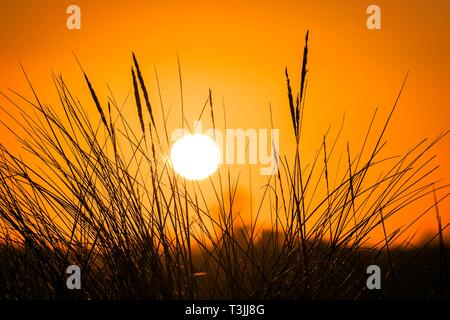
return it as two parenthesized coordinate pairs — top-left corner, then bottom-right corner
(0, 0), (449, 244)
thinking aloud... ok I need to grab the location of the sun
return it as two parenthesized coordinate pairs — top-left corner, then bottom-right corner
(170, 134), (221, 181)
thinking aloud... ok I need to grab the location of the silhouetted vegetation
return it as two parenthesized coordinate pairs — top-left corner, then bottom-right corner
(0, 32), (448, 299)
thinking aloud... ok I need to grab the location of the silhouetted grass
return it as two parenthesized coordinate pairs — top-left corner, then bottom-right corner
(0, 32), (448, 299)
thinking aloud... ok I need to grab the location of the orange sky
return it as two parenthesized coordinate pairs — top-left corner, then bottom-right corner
(0, 0), (449, 244)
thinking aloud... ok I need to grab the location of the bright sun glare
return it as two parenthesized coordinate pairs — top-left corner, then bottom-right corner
(170, 134), (221, 181)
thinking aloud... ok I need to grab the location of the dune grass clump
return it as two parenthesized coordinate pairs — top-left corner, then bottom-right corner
(0, 32), (448, 299)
